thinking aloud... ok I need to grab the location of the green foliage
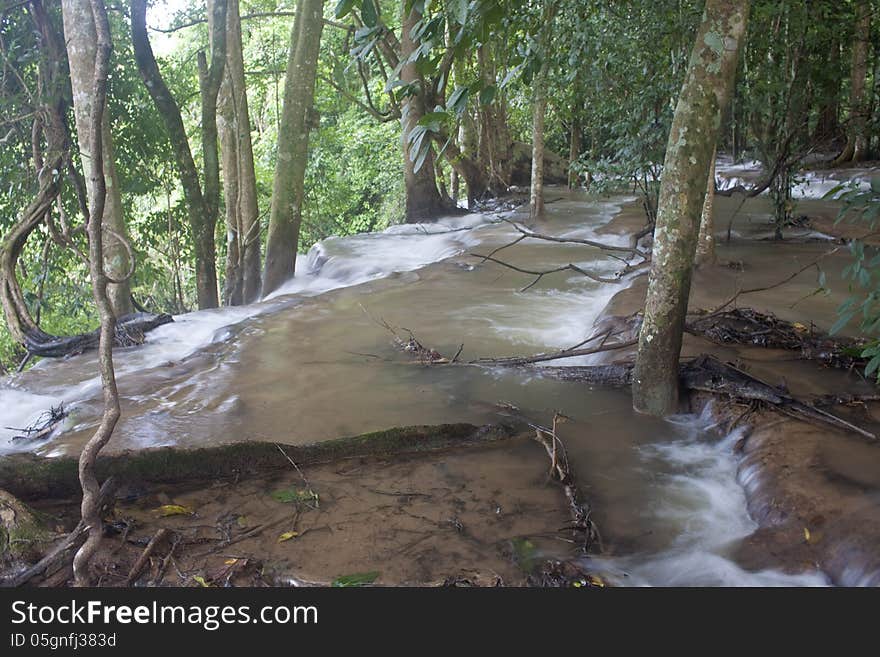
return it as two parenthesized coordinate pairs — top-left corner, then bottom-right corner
(827, 177), (880, 380)
(331, 571), (380, 587)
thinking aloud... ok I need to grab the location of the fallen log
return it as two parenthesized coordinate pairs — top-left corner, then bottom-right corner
(0, 423), (524, 501)
(22, 312), (174, 358)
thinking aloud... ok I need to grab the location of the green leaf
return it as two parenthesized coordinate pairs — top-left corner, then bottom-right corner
(335, 0), (356, 19)
(332, 571), (380, 587)
(361, 0), (378, 27)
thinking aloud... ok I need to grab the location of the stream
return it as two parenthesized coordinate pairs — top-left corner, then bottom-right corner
(0, 188), (836, 586)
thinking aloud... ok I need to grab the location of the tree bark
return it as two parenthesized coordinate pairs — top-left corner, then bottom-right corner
(72, 0), (121, 587)
(835, 1), (871, 164)
(130, 0), (221, 309)
(61, 0), (133, 318)
(261, 0), (324, 296)
(529, 0), (557, 221)
(478, 44), (513, 196)
(215, 0), (261, 305)
(568, 118), (582, 190)
(695, 149), (717, 266)
(632, 0), (750, 416)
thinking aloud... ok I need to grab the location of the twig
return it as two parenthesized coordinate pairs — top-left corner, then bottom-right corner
(703, 247), (838, 317)
(275, 443), (311, 490)
(124, 528), (169, 586)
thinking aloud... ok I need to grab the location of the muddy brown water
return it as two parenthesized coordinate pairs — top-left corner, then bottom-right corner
(4, 184), (876, 585)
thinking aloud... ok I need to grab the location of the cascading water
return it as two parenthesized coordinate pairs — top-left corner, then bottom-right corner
(0, 190), (835, 585)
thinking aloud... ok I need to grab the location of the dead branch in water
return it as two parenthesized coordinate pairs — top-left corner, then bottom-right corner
(468, 218), (650, 292)
(469, 253), (625, 291)
(6, 403), (67, 442)
(470, 329), (637, 366)
(529, 412), (599, 552)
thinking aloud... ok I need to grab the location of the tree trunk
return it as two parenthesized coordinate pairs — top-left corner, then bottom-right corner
(131, 0), (221, 309)
(61, 0), (133, 318)
(261, 0), (324, 297)
(695, 149), (717, 266)
(478, 44), (513, 196)
(632, 0), (750, 416)
(836, 1), (871, 164)
(400, 1), (449, 223)
(72, 0), (120, 587)
(216, 0), (261, 305)
(568, 118), (582, 190)
(529, 1), (557, 221)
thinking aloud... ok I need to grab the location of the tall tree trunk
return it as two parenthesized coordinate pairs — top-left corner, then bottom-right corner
(478, 44), (513, 196)
(130, 0), (222, 310)
(632, 0), (750, 416)
(400, 1), (448, 222)
(836, 0), (871, 164)
(61, 0), (133, 318)
(72, 0), (120, 587)
(529, 0), (557, 220)
(261, 0), (324, 297)
(216, 0), (261, 305)
(813, 34), (841, 143)
(568, 118), (582, 190)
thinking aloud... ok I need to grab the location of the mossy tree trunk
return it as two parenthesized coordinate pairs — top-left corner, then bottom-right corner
(633, 0), (750, 416)
(261, 0), (324, 297)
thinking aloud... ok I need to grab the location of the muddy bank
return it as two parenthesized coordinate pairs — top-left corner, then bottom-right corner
(590, 193), (880, 585)
(0, 423), (600, 587)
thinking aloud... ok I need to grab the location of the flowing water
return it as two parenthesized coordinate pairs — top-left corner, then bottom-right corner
(0, 189), (832, 586)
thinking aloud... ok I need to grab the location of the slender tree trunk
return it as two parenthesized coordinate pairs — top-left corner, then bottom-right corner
(216, 0), (261, 305)
(835, 1), (871, 164)
(568, 118), (582, 189)
(478, 44), (513, 196)
(632, 0), (750, 416)
(130, 0), (221, 309)
(261, 0), (324, 296)
(695, 148), (717, 266)
(61, 0), (133, 318)
(72, 0), (120, 587)
(400, 1), (448, 222)
(529, 0), (557, 220)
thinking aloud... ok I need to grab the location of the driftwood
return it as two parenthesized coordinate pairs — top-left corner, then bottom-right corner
(22, 312), (174, 358)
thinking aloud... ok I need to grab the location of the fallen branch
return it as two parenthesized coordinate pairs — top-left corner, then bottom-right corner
(530, 413), (598, 552)
(699, 247), (838, 317)
(124, 528), (169, 585)
(468, 253), (624, 291)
